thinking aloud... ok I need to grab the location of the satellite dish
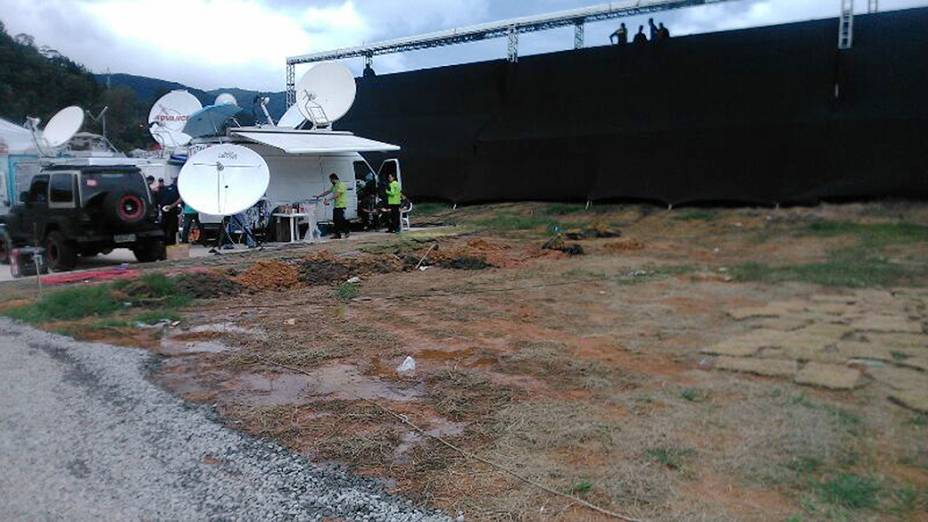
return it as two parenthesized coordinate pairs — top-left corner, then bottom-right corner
(277, 104), (305, 128)
(148, 90), (203, 147)
(295, 62), (356, 127)
(215, 93), (237, 106)
(42, 106), (84, 148)
(178, 144), (269, 216)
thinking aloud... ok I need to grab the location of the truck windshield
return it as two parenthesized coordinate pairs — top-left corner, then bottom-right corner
(80, 171), (148, 206)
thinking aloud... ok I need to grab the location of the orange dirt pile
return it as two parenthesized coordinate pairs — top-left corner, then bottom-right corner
(604, 238), (646, 252)
(234, 260), (300, 291)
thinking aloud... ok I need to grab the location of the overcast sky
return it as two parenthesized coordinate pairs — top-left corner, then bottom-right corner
(3, 0), (927, 92)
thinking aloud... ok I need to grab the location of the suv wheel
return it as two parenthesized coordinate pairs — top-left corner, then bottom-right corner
(133, 240), (166, 263)
(45, 231), (78, 271)
(104, 191), (148, 225)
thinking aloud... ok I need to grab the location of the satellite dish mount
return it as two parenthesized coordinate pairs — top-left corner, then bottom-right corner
(294, 62), (356, 131)
(28, 106), (85, 157)
(178, 144), (270, 253)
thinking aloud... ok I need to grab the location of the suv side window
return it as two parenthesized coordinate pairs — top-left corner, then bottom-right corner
(26, 175), (49, 204)
(49, 173), (76, 206)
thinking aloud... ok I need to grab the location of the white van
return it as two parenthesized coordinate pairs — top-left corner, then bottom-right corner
(189, 127), (401, 228)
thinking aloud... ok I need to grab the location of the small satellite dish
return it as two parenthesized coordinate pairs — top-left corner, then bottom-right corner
(215, 93), (237, 106)
(277, 103), (305, 128)
(42, 106), (84, 148)
(148, 90), (203, 147)
(295, 62), (356, 127)
(178, 144), (269, 216)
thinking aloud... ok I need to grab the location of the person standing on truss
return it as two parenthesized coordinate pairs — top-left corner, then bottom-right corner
(610, 23), (628, 45)
(648, 18), (658, 40)
(634, 25), (648, 45)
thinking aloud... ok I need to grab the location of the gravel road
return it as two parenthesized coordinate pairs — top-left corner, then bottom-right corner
(0, 318), (445, 521)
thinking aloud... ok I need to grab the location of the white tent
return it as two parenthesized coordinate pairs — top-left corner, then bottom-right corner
(0, 117), (36, 154)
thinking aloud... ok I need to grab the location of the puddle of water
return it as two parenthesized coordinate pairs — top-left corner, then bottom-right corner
(393, 418), (466, 463)
(234, 363), (421, 406)
(160, 337), (231, 355)
(190, 322), (258, 335)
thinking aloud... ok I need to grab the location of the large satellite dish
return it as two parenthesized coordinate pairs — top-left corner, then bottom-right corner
(295, 62), (356, 127)
(42, 106), (84, 148)
(277, 103), (305, 129)
(215, 93), (237, 106)
(148, 90), (202, 147)
(178, 144), (269, 216)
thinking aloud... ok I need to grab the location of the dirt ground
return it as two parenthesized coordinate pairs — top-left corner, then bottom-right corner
(8, 201), (928, 521)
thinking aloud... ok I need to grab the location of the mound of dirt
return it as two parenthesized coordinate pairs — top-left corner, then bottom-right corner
(604, 238), (646, 252)
(439, 256), (492, 270)
(564, 224), (622, 240)
(299, 250), (357, 285)
(174, 271), (244, 299)
(234, 260), (300, 291)
(541, 236), (585, 256)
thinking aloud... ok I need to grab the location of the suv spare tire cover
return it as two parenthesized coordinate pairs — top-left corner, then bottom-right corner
(103, 190), (148, 225)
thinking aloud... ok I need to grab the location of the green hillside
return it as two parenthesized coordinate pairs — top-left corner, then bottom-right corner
(0, 21), (148, 151)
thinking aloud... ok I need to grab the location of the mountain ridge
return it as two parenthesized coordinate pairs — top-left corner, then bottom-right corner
(95, 73), (288, 119)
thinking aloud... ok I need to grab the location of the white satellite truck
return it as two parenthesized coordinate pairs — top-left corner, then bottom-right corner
(153, 62), (401, 239)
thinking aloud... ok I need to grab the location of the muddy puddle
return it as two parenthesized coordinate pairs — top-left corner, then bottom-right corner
(232, 364), (422, 406)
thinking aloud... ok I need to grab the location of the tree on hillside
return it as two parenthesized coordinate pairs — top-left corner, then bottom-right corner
(0, 20), (100, 132)
(92, 86), (149, 152)
(0, 20), (153, 152)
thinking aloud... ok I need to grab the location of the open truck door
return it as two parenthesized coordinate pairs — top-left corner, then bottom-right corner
(377, 159), (401, 204)
(377, 159), (401, 185)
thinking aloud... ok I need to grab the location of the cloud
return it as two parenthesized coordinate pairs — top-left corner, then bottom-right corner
(2, 0), (927, 92)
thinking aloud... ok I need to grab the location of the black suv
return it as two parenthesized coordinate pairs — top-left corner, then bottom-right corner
(0, 165), (165, 271)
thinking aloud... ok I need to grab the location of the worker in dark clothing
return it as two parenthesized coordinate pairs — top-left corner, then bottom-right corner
(384, 173), (402, 233)
(610, 23), (628, 45)
(317, 173), (350, 239)
(634, 26), (648, 45)
(158, 178), (180, 246)
(658, 23), (670, 40)
(648, 18), (658, 40)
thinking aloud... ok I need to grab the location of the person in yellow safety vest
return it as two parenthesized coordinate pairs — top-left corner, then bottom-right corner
(317, 173), (350, 239)
(385, 172), (403, 233)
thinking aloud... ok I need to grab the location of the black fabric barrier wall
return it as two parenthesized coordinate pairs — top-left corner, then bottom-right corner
(340, 8), (928, 205)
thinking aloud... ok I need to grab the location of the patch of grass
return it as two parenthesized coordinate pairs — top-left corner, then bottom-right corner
(730, 255), (914, 288)
(804, 221), (928, 246)
(413, 201), (451, 215)
(133, 309), (183, 325)
(545, 203), (588, 216)
(787, 456), (823, 474)
(889, 485), (921, 516)
(680, 388), (707, 403)
(672, 209), (716, 221)
(4, 285), (122, 323)
(910, 414), (928, 427)
(817, 473), (881, 510)
(645, 447), (695, 470)
(474, 213), (559, 233)
(733, 221), (928, 288)
(90, 318), (132, 330)
(114, 273), (193, 308)
(335, 282), (359, 301)
(571, 481), (594, 495)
